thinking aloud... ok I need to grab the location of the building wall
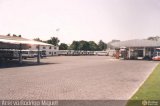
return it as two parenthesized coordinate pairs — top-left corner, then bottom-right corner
(30, 45), (59, 56)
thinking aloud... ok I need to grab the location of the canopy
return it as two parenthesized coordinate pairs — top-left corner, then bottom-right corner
(111, 39), (160, 48)
(0, 35), (51, 46)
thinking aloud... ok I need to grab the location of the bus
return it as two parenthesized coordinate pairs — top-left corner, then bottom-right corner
(94, 51), (109, 56)
(152, 48), (160, 60)
(0, 49), (19, 60)
(0, 49), (46, 60)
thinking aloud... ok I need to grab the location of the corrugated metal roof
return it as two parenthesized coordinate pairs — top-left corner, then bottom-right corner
(111, 39), (160, 48)
(0, 35), (51, 46)
(0, 35), (29, 41)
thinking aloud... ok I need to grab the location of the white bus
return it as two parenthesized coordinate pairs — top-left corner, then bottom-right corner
(0, 49), (46, 60)
(94, 51), (109, 56)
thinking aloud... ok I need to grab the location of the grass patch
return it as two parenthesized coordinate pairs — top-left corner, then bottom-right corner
(126, 64), (160, 106)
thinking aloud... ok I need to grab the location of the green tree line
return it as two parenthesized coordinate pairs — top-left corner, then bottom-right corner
(33, 37), (107, 51)
(68, 40), (107, 51)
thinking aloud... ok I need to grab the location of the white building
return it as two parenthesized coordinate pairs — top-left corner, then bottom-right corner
(30, 45), (59, 56)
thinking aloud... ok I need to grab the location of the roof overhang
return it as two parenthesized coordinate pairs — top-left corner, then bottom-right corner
(0, 35), (52, 49)
(111, 39), (160, 48)
(0, 39), (51, 46)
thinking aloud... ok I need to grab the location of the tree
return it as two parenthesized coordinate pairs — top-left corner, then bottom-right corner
(13, 34), (17, 37)
(47, 37), (60, 46)
(147, 36), (160, 41)
(79, 40), (90, 51)
(59, 43), (68, 50)
(69, 40), (107, 51)
(69, 41), (80, 50)
(89, 41), (99, 51)
(33, 38), (43, 42)
(98, 40), (107, 51)
(6, 33), (11, 36)
(69, 40), (99, 51)
(18, 35), (22, 37)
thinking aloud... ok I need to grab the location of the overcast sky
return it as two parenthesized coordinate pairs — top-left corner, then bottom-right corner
(0, 0), (160, 44)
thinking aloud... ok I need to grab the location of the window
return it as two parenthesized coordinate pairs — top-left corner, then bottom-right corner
(54, 47), (57, 50)
(43, 47), (46, 49)
(49, 46), (51, 49)
(49, 52), (51, 54)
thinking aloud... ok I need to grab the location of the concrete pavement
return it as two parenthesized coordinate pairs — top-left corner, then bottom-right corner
(0, 56), (158, 101)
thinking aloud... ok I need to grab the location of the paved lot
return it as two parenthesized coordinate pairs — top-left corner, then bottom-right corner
(0, 56), (158, 100)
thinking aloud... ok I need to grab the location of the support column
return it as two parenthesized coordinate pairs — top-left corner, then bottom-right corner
(19, 43), (22, 64)
(37, 45), (40, 64)
(143, 47), (146, 57)
(128, 48), (131, 59)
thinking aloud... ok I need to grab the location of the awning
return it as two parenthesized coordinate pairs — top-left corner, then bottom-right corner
(0, 38), (51, 46)
(111, 39), (160, 48)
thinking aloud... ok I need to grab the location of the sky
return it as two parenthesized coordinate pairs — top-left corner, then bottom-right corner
(0, 0), (160, 44)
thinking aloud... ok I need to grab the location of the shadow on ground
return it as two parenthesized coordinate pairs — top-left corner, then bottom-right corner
(0, 60), (58, 69)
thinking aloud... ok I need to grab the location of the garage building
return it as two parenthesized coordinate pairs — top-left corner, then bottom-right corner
(110, 39), (160, 59)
